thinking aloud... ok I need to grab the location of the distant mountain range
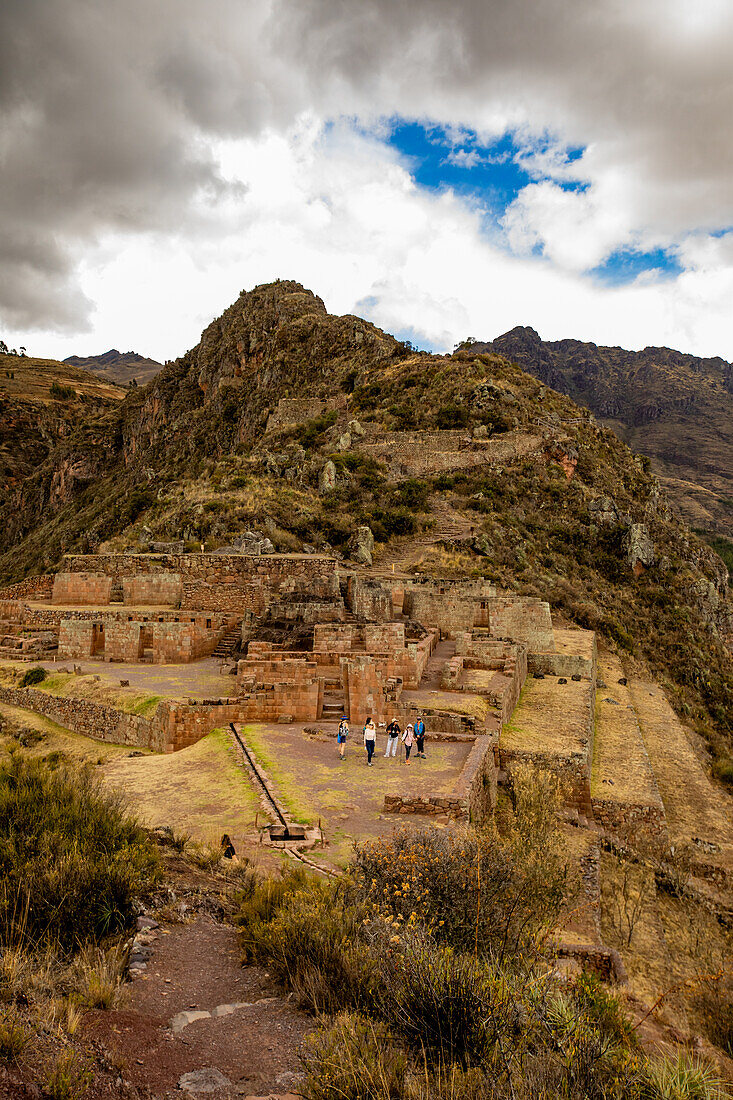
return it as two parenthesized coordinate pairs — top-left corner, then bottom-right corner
(63, 349), (162, 386)
(467, 327), (733, 539)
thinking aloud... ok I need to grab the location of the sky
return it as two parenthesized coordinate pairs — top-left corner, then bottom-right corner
(3, 0), (733, 363)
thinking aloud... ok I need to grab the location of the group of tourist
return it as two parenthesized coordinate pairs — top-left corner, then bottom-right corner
(336, 714), (426, 765)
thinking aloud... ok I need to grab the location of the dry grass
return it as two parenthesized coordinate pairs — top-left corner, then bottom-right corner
(0, 353), (124, 404)
(628, 678), (733, 868)
(552, 627), (596, 660)
(101, 726), (260, 849)
(591, 654), (663, 808)
(600, 850), (731, 1035)
(501, 675), (592, 756)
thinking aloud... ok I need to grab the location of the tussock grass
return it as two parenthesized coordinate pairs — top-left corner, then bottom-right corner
(0, 751), (159, 952)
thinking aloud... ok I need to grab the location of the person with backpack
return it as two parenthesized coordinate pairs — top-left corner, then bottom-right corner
(414, 715), (426, 758)
(363, 717), (377, 766)
(337, 716), (349, 760)
(402, 723), (415, 764)
(384, 716), (401, 758)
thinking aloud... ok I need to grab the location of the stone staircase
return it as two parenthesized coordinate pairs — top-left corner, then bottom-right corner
(212, 623), (242, 659)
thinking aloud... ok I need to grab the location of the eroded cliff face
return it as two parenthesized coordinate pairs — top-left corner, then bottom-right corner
(475, 327), (733, 537)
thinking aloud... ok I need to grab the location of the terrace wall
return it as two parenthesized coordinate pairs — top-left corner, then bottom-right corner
(62, 553), (340, 615)
(0, 575), (54, 602)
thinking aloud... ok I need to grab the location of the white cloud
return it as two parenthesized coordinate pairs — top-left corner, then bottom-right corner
(14, 121), (733, 366)
(4, 0), (733, 362)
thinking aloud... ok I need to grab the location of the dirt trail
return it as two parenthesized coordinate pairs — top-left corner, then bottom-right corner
(85, 864), (311, 1100)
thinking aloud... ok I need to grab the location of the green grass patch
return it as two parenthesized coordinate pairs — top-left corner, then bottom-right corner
(243, 724), (313, 825)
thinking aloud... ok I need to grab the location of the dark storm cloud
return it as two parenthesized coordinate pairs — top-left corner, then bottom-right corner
(3, 0), (733, 331)
(0, 0), (291, 330)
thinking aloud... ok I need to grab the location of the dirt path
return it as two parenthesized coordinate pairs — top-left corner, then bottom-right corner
(86, 914), (310, 1099)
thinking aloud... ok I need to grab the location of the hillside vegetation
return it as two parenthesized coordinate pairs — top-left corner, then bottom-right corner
(0, 281), (731, 772)
(470, 327), (733, 540)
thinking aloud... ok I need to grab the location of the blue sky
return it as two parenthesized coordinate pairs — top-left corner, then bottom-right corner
(386, 120), (683, 289)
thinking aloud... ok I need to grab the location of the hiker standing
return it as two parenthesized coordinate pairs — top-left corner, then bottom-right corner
(384, 716), (401, 758)
(337, 716), (349, 760)
(402, 723), (415, 764)
(414, 715), (426, 759)
(363, 717), (377, 766)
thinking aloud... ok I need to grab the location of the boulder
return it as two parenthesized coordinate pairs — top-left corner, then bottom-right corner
(318, 460), (337, 494)
(348, 525), (374, 565)
(337, 431), (352, 451)
(348, 418), (365, 437)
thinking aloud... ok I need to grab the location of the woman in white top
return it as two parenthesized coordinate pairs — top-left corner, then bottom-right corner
(363, 717), (377, 766)
(402, 723), (415, 764)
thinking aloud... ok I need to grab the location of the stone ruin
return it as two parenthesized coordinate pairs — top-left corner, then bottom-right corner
(0, 548), (659, 843)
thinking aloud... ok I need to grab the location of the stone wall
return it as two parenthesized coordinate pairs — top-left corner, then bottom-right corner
(312, 621), (406, 654)
(105, 621), (142, 661)
(58, 616), (221, 663)
(528, 650), (595, 678)
(0, 684), (155, 748)
(151, 621), (213, 663)
(53, 572), (112, 606)
(122, 573), (183, 607)
(237, 656), (322, 687)
(442, 640), (527, 728)
(25, 607), (233, 630)
(0, 682), (323, 753)
(403, 580), (495, 636)
(383, 734), (497, 824)
(358, 429), (544, 480)
(488, 597), (554, 653)
(590, 797), (667, 841)
(62, 553), (340, 615)
(342, 657), (403, 724)
(0, 575), (54, 602)
(266, 397), (324, 432)
(58, 620), (95, 658)
(345, 576), (392, 622)
(499, 676), (596, 817)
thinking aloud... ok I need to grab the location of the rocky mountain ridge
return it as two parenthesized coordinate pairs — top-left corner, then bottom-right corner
(64, 348), (163, 386)
(467, 327), (733, 539)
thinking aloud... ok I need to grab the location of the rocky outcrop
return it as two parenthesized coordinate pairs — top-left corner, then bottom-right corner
(624, 524), (655, 577)
(348, 525), (374, 566)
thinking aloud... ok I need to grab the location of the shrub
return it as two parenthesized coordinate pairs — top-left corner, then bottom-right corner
(641, 1051), (725, 1099)
(72, 943), (127, 1009)
(49, 382), (75, 400)
(20, 665), (47, 687)
(435, 404), (469, 429)
(301, 1013), (407, 1100)
(692, 977), (733, 1057)
(0, 754), (159, 953)
(241, 875), (379, 1015)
